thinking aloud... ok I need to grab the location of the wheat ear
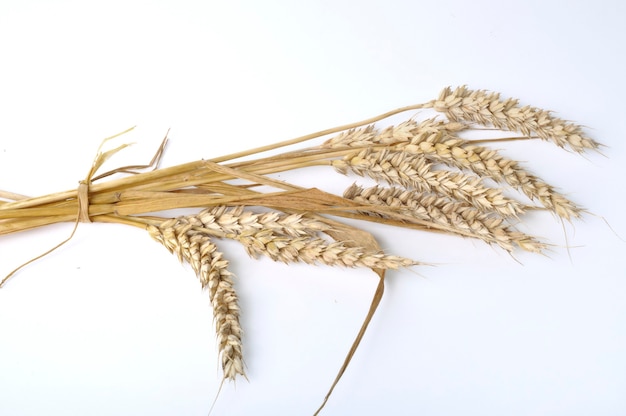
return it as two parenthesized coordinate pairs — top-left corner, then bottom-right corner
(193, 206), (419, 269)
(148, 220), (245, 380)
(344, 184), (544, 253)
(405, 133), (583, 219)
(333, 148), (523, 217)
(429, 86), (600, 153)
(322, 118), (467, 149)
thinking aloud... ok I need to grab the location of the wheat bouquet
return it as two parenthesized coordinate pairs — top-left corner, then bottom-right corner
(0, 86), (600, 414)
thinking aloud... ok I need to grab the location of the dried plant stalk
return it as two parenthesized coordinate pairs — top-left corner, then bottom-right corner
(0, 86), (600, 415)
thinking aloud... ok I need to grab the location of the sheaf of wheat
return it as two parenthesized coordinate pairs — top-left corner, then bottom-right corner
(0, 86), (601, 415)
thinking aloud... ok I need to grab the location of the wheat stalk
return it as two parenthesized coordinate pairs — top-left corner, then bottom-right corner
(0, 86), (600, 415)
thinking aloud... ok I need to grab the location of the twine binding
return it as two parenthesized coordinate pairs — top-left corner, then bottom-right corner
(77, 181), (91, 223)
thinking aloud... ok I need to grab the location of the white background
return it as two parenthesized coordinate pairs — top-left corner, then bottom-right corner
(1, 1), (625, 415)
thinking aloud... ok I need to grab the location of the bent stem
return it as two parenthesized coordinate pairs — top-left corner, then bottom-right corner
(314, 275), (385, 416)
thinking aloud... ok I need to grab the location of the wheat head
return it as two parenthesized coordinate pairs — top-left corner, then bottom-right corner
(429, 86), (600, 153)
(148, 219), (245, 380)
